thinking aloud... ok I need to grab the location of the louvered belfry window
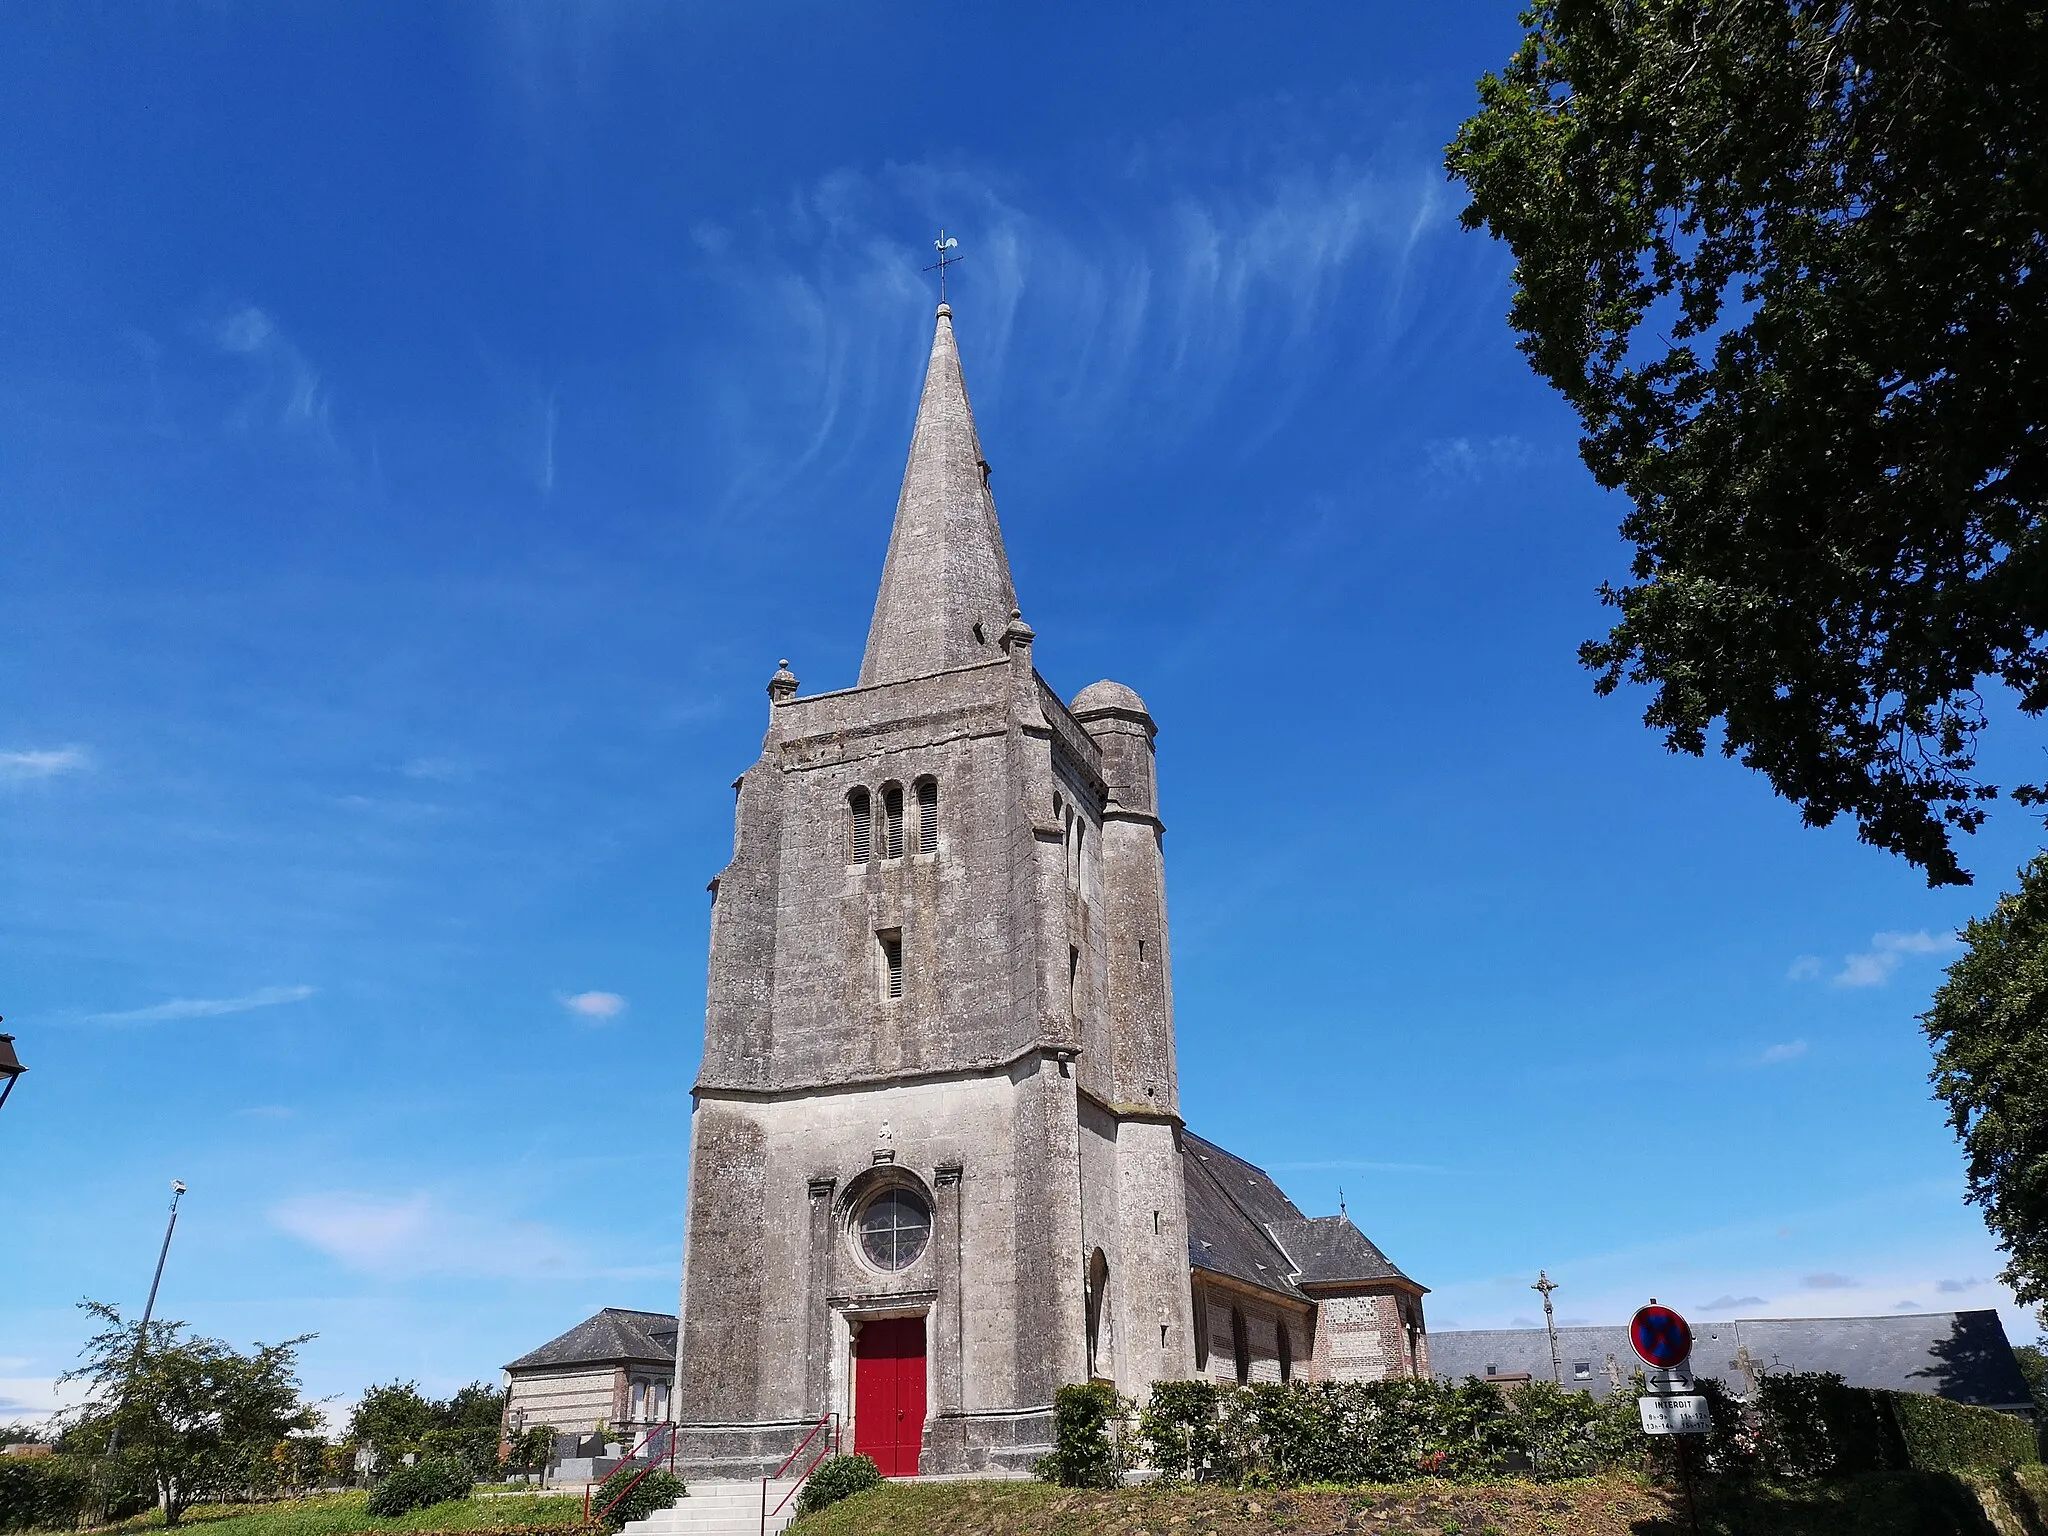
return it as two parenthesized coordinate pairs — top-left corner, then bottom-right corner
(883, 785), (905, 860)
(916, 780), (937, 854)
(850, 789), (872, 864)
(880, 930), (904, 999)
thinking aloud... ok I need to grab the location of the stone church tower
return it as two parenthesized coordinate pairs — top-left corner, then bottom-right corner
(674, 303), (1193, 1477)
(673, 303), (1430, 1481)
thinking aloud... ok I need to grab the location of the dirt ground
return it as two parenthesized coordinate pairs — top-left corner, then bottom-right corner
(791, 1469), (2036, 1536)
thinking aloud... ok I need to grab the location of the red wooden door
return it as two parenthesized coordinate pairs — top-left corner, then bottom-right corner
(852, 1316), (927, 1476)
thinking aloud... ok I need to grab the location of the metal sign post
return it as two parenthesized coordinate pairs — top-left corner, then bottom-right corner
(1630, 1301), (1709, 1535)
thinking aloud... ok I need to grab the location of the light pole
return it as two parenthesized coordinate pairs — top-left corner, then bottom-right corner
(107, 1182), (186, 1460)
(1532, 1270), (1563, 1385)
(0, 1029), (27, 1112)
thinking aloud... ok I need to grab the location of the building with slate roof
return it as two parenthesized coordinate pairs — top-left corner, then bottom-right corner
(502, 1308), (676, 1440)
(1183, 1134), (1428, 1385)
(671, 302), (1427, 1479)
(1429, 1309), (2032, 1414)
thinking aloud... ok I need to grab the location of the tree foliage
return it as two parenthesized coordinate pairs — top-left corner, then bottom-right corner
(1448, 0), (2048, 886)
(346, 1380), (504, 1472)
(1924, 854), (2048, 1308)
(57, 1301), (317, 1526)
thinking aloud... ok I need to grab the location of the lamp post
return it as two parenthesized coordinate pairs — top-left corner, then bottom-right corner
(0, 1028), (26, 1112)
(106, 1182), (186, 1461)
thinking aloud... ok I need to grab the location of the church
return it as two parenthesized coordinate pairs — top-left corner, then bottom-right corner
(673, 301), (1427, 1479)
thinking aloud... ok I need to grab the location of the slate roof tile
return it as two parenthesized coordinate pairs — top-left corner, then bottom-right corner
(504, 1308), (678, 1373)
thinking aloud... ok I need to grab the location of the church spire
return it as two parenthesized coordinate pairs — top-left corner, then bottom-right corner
(858, 303), (1018, 687)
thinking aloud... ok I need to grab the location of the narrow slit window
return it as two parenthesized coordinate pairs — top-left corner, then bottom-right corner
(883, 785), (904, 860)
(880, 931), (904, 1000)
(849, 789), (872, 864)
(1138, 939), (1146, 962)
(1069, 946), (1080, 1014)
(1153, 1210), (1161, 1235)
(916, 779), (937, 854)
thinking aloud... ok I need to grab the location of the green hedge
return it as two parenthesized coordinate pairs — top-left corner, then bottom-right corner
(0, 1458), (90, 1532)
(0, 1454), (149, 1531)
(1138, 1376), (1644, 1484)
(1886, 1390), (2036, 1474)
(1134, 1371), (2038, 1488)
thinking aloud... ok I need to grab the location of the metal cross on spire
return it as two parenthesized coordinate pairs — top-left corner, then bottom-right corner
(924, 230), (963, 303)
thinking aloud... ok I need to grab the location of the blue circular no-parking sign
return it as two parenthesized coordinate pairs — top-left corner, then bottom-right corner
(1630, 1304), (1693, 1370)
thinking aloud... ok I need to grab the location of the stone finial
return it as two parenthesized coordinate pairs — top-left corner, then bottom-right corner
(1000, 607), (1035, 653)
(767, 659), (799, 704)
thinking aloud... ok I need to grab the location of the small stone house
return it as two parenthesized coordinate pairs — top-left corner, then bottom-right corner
(502, 1308), (676, 1440)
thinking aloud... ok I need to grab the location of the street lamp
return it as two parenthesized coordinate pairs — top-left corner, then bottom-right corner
(0, 1029), (26, 1112)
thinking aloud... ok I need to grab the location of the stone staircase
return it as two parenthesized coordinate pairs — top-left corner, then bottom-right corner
(619, 1479), (803, 1536)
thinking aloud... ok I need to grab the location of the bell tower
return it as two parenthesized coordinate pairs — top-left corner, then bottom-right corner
(674, 304), (1194, 1477)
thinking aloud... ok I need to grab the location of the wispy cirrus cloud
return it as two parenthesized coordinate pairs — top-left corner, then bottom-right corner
(212, 304), (336, 446)
(1423, 434), (1535, 483)
(0, 747), (91, 782)
(1759, 1040), (1808, 1065)
(84, 984), (315, 1026)
(688, 142), (1453, 517)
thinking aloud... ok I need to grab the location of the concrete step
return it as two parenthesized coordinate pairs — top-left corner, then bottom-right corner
(619, 1480), (803, 1536)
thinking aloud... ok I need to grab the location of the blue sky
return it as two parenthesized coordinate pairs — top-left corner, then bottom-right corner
(4, 2), (2039, 1428)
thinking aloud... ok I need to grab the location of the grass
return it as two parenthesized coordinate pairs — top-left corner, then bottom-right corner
(91, 1492), (587, 1536)
(786, 1470), (2044, 1535)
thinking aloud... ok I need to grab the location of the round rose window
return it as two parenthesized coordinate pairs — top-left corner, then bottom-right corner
(856, 1187), (932, 1272)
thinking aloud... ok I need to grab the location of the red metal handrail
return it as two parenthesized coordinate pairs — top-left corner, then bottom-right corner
(584, 1421), (678, 1528)
(759, 1413), (839, 1535)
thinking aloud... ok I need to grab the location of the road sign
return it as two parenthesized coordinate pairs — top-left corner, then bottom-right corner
(1638, 1394), (1714, 1435)
(1644, 1366), (1695, 1394)
(1630, 1304), (1693, 1370)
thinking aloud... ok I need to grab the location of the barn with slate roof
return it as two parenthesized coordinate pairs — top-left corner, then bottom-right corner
(1428, 1309), (2032, 1414)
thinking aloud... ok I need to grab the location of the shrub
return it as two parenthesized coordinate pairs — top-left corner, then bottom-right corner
(420, 1427), (501, 1481)
(1504, 1379), (1610, 1478)
(366, 1454), (474, 1516)
(591, 1465), (683, 1530)
(1140, 1380), (1225, 1483)
(1036, 1383), (1126, 1488)
(793, 1454), (880, 1517)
